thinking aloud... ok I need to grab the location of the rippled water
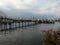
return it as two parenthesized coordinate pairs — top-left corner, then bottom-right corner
(0, 22), (60, 45)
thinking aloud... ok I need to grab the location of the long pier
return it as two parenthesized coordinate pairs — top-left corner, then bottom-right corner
(0, 16), (38, 31)
(0, 15), (55, 31)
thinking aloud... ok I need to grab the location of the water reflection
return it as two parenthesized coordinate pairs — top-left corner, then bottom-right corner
(0, 22), (60, 45)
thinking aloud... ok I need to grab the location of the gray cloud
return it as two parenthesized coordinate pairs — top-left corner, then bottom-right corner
(0, 0), (60, 18)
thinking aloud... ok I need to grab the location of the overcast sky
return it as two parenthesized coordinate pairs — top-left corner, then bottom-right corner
(0, 0), (60, 17)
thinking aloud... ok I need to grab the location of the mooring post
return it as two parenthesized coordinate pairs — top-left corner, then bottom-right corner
(6, 23), (7, 30)
(12, 23), (13, 28)
(15, 22), (16, 28)
(12, 23), (14, 29)
(0, 23), (2, 31)
(19, 22), (20, 28)
(14, 22), (15, 28)
(4, 22), (6, 30)
(18, 22), (19, 27)
(31, 22), (32, 25)
(13, 22), (15, 28)
(28, 21), (29, 26)
(9, 23), (11, 29)
(22, 21), (23, 28)
(25, 21), (26, 27)
(31, 20), (32, 25)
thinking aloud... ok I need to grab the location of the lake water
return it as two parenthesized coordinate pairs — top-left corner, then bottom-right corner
(0, 22), (60, 45)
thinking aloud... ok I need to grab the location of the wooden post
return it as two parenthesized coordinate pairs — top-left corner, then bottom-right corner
(35, 21), (36, 25)
(19, 22), (20, 28)
(0, 23), (2, 31)
(6, 23), (7, 30)
(25, 21), (26, 27)
(22, 21), (23, 28)
(15, 22), (16, 28)
(14, 22), (15, 28)
(4, 23), (6, 30)
(9, 23), (11, 29)
(28, 22), (29, 26)
(12, 23), (14, 29)
(13, 22), (15, 28)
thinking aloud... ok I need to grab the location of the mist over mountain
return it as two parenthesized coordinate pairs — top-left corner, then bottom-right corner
(0, 9), (57, 19)
(2, 9), (35, 18)
(0, 11), (7, 17)
(0, 0), (60, 19)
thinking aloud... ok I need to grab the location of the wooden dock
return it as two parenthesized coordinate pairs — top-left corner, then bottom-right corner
(0, 16), (38, 31)
(0, 15), (55, 31)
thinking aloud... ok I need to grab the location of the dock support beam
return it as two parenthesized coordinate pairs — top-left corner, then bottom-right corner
(22, 21), (23, 28)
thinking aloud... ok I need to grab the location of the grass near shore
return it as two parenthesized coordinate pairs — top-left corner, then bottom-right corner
(42, 29), (60, 45)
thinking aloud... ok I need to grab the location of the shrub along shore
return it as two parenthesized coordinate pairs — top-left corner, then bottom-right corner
(42, 29), (60, 45)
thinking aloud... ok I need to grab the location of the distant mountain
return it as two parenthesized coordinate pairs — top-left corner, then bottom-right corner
(1, 9), (56, 19)
(0, 11), (7, 17)
(2, 9), (35, 19)
(37, 13), (56, 19)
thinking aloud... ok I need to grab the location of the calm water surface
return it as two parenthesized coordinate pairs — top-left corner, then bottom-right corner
(0, 22), (60, 45)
